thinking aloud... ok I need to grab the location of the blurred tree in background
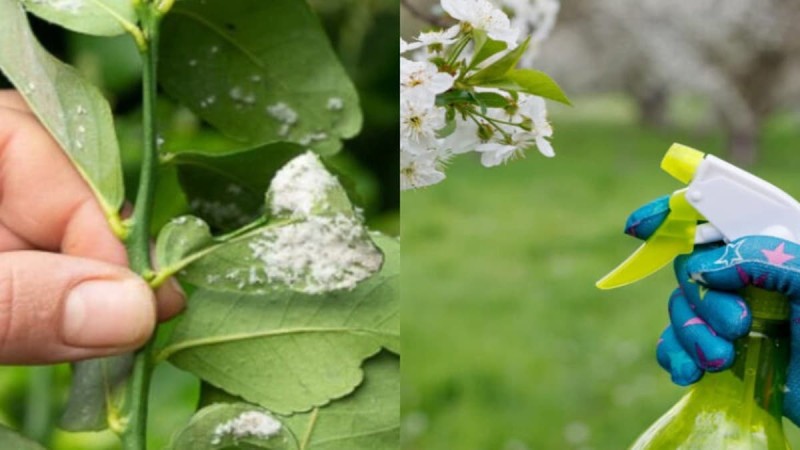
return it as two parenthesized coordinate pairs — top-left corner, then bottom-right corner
(538, 0), (800, 166)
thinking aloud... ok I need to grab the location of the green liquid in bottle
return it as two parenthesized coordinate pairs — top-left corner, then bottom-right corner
(631, 288), (791, 450)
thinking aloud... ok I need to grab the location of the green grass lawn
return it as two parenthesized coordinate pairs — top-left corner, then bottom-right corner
(401, 95), (800, 449)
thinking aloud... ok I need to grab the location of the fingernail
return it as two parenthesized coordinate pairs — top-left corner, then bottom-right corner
(62, 279), (155, 348)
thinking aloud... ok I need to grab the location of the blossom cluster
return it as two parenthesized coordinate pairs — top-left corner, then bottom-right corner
(400, 0), (564, 190)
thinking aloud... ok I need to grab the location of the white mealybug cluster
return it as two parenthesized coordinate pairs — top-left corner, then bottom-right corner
(249, 214), (383, 294)
(267, 102), (299, 137)
(268, 152), (338, 218)
(253, 152), (383, 293)
(210, 411), (282, 445)
(327, 97), (344, 111)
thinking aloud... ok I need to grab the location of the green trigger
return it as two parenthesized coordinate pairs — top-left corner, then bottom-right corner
(596, 190), (702, 289)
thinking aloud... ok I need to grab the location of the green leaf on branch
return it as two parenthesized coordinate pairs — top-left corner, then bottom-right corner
(284, 351), (399, 450)
(169, 142), (305, 231)
(157, 234), (399, 415)
(170, 403), (296, 450)
(0, 0), (125, 220)
(159, 0), (362, 155)
(466, 37), (530, 84)
(482, 69), (571, 105)
(19, 0), (137, 37)
(60, 355), (133, 431)
(155, 215), (214, 271)
(473, 92), (509, 109)
(435, 90), (473, 107)
(467, 31), (507, 71)
(0, 425), (46, 450)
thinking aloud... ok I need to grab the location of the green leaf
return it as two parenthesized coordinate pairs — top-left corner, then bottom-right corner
(170, 403), (296, 450)
(164, 152), (383, 295)
(155, 215), (214, 271)
(468, 31), (507, 71)
(0, 0), (125, 218)
(473, 92), (509, 109)
(192, 353), (400, 450)
(0, 424), (46, 450)
(159, 0), (362, 155)
(483, 69), (572, 105)
(19, 0), (137, 37)
(158, 235), (399, 415)
(285, 352), (399, 450)
(434, 90), (473, 107)
(170, 142), (305, 231)
(466, 37), (530, 85)
(60, 355), (133, 431)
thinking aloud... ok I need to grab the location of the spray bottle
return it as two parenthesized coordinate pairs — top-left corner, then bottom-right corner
(598, 144), (800, 449)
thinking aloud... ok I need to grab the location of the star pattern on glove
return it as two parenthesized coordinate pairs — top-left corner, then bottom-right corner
(714, 239), (745, 267)
(761, 242), (796, 266)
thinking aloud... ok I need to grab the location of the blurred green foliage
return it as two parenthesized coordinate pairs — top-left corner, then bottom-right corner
(0, 1), (398, 449)
(401, 95), (800, 449)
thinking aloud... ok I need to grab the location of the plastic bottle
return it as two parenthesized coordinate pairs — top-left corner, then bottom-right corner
(631, 288), (791, 450)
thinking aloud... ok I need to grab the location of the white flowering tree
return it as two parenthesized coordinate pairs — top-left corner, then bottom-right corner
(400, 0), (568, 190)
(540, 0), (800, 166)
(0, 0), (398, 449)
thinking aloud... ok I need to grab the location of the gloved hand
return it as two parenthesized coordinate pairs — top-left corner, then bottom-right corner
(624, 195), (800, 424)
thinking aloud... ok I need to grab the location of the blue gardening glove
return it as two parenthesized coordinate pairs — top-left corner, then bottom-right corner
(624, 196), (800, 424)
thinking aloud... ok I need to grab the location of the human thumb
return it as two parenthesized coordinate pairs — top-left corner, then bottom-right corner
(0, 251), (156, 364)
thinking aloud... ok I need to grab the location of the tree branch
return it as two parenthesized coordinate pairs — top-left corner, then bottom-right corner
(401, 0), (449, 28)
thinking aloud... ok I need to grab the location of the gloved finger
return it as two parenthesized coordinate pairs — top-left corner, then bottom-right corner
(0, 251), (156, 364)
(669, 287), (735, 372)
(782, 302), (800, 425)
(624, 195), (671, 240)
(675, 254), (751, 340)
(657, 325), (702, 386)
(682, 236), (800, 301)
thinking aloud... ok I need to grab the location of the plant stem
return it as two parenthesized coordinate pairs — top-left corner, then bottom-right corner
(127, 16), (160, 277)
(23, 366), (53, 445)
(120, 4), (162, 450)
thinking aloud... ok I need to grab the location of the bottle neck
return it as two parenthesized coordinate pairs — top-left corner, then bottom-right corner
(728, 287), (791, 421)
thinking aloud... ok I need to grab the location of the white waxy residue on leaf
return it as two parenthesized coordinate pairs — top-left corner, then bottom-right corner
(267, 151), (338, 218)
(210, 411), (282, 445)
(256, 152), (383, 294)
(266, 102), (298, 125)
(248, 214), (382, 294)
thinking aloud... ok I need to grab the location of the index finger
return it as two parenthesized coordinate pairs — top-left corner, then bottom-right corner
(624, 195), (671, 241)
(0, 94), (127, 266)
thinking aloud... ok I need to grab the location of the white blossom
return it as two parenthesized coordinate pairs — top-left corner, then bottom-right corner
(400, 38), (415, 54)
(399, 0), (560, 190)
(519, 95), (554, 157)
(442, 0), (519, 47)
(401, 151), (446, 190)
(475, 142), (519, 167)
(442, 117), (481, 155)
(401, 100), (447, 152)
(411, 26), (461, 54)
(401, 58), (455, 106)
